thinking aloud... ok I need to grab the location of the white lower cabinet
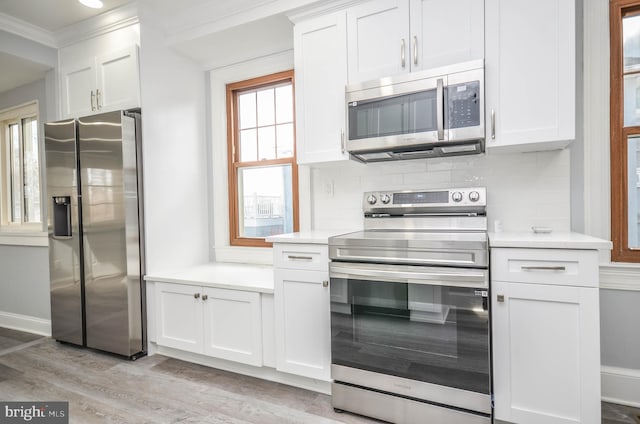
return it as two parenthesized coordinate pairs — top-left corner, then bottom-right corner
(155, 282), (262, 366)
(491, 248), (601, 424)
(273, 243), (331, 381)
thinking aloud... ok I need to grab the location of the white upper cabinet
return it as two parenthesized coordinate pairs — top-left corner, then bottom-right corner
(294, 12), (349, 164)
(347, 0), (409, 82)
(95, 46), (140, 113)
(59, 25), (141, 119)
(410, 0), (484, 71)
(346, 0), (484, 83)
(485, 0), (575, 152)
(61, 58), (97, 119)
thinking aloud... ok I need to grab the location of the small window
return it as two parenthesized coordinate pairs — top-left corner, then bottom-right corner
(226, 70), (298, 247)
(1, 103), (41, 230)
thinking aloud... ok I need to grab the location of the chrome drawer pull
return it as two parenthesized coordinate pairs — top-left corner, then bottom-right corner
(288, 255), (313, 261)
(521, 266), (566, 271)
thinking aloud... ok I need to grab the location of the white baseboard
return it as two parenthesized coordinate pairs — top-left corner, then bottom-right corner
(154, 343), (331, 395)
(602, 366), (640, 407)
(0, 311), (51, 336)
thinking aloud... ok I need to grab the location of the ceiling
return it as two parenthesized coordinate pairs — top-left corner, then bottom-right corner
(0, 0), (133, 32)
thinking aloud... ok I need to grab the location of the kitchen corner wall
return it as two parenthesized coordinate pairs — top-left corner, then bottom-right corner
(309, 149), (571, 232)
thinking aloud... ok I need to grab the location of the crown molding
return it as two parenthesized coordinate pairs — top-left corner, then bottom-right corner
(54, 2), (140, 48)
(0, 12), (57, 48)
(286, 0), (364, 23)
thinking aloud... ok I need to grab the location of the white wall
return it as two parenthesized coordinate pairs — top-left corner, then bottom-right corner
(0, 79), (52, 329)
(138, 21), (209, 273)
(310, 150), (571, 233)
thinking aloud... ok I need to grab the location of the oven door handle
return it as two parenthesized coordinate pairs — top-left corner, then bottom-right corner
(330, 262), (488, 289)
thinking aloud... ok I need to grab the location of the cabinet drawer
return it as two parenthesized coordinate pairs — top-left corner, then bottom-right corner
(491, 248), (599, 287)
(274, 243), (328, 271)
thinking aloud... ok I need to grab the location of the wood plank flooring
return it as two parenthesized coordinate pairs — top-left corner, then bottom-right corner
(0, 328), (637, 424)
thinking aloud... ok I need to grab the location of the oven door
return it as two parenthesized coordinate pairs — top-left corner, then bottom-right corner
(330, 261), (491, 414)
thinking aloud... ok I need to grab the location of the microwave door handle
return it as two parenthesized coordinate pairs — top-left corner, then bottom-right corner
(436, 78), (444, 140)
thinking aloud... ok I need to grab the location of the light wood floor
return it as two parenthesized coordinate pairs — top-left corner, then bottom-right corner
(0, 328), (637, 424)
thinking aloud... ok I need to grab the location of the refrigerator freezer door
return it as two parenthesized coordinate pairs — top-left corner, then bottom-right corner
(78, 111), (143, 357)
(45, 119), (84, 346)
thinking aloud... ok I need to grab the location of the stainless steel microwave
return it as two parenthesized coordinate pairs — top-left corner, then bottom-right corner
(346, 60), (485, 163)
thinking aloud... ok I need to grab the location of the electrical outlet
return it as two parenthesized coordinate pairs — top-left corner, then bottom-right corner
(324, 180), (334, 197)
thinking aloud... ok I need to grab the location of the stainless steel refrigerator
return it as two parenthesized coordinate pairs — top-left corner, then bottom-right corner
(44, 110), (145, 358)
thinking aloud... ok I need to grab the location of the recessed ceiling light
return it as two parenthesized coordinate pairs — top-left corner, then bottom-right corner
(78, 0), (104, 8)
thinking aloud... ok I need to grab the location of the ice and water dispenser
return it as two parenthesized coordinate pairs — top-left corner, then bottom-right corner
(52, 196), (72, 238)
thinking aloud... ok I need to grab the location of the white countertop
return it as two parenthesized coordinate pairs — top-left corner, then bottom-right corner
(266, 230), (351, 244)
(489, 231), (612, 250)
(145, 262), (274, 294)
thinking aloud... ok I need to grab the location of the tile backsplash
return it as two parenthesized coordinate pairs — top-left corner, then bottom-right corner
(310, 149), (571, 233)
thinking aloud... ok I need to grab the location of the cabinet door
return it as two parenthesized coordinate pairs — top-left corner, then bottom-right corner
(274, 268), (330, 380)
(294, 12), (349, 164)
(409, 0), (484, 71)
(60, 58), (96, 119)
(96, 45), (140, 112)
(347, 0), (410, 82)
(485, 0), (575, 151)
(492, 281), (601, 424)
(155, 282), (204, 353)
(202, 287), (263, 366)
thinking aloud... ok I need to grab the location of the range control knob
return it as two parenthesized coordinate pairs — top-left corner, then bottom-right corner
(469, 191), (480, 202)
(367, 194), (377, 205)
(381, 194), (391, 204)
(452, 192), (463, 202)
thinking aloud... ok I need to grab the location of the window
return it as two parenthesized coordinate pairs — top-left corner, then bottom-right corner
(0, 102), (41, 230)
(226, 70), (298, 247)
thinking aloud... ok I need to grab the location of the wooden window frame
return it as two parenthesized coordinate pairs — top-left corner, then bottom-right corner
(226, 70), (299, 248)
(611, 0), (640, 262)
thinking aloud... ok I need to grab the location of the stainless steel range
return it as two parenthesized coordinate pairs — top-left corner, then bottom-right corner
(329, 187), (490, 424)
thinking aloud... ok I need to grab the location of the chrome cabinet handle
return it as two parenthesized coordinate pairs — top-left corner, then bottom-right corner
(436, 78), (444, 140)
(491, 109), (496, 140)
(497, 294), (505, 303)
(194, 293), (200, 299)
(91, 90), (96, 111)
(322, 280), (329, 288)
(413, 35), (418, 66)
(96, 89), (101, 110)
(288, 255), (313, 261)
(202, 294), (208, 301)
(401, 38), (406, 68)
(521, 266), (567, 271)
(341, 129), (345, 154)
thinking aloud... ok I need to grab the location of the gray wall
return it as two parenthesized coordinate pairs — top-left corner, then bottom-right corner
(600, 289), (640, 369)
(0, 78), (53, 322)
(0, 246), (50, 320)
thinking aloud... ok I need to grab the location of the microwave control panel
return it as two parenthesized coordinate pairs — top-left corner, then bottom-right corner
(448, 81), (480, 129)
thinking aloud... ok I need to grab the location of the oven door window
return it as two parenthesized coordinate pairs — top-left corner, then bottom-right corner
(330, 277), (490, 394)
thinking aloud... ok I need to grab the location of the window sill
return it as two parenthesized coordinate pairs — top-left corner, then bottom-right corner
(0, 231), (48, 247)
(600, 263), (640, 291)
(212, 245), (273, 265)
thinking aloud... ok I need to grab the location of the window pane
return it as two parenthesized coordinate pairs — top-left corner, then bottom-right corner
(275, 84), (293, 124)
(258, 126), (276, 160)
(629, 135), (640, 249)
(9, 123), (22, 223)
(276, 123), (294, 158)
(257, 88), (275, 126)
(238, 92), (256, 129)
(623, 74), (640, 126)
(237, 164), (294, 238)
(624, 14), (640, 72)
(240, 129), (257, 162)
(22, 117), (40, 223)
